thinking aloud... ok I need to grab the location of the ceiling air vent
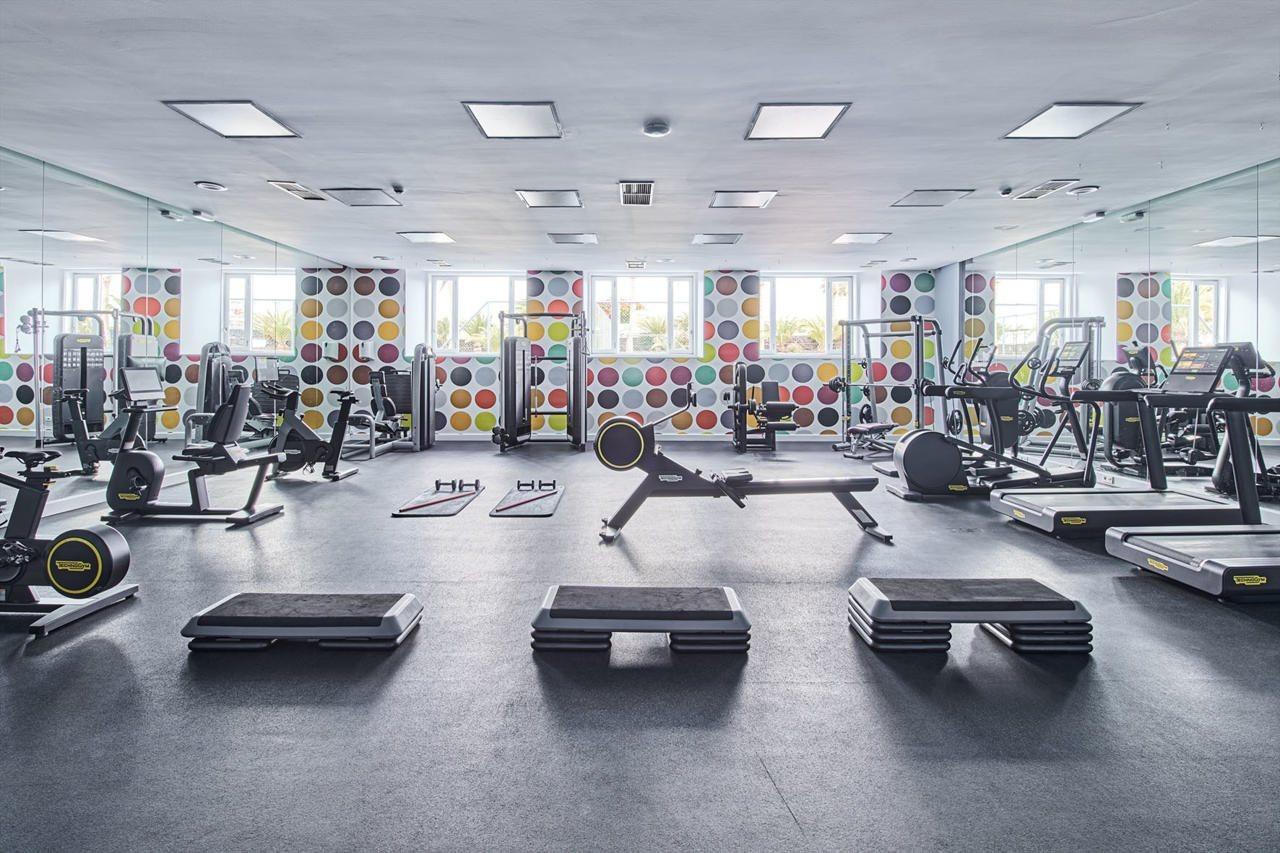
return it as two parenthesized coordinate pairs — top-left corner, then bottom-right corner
(268, 180), (327, 201)
(626, 259), (646, 269)
(1015, 179), (1077, 200)
(619, 181), (655, 206)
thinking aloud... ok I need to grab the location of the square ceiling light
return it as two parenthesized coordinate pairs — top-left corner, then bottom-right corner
(162, 100), (298, 138)
(1005, 102), (1142, 139)
(398, 232), (455, 244)
(692, 233), (742, 245)
(548, 233), (598, 244)
(18, 229), (103, 242)
(463, 102), (562, 138)
(1194, 235), (1280, 248)
(833, 232), (891, 244)
(710, 190), (778, 208)
(515, 189), (582, 208)
(891, 189), (974, 208)
(746, 103), (850, 139)
(323, 188), (401, 207)
(268, 180), (326, 201)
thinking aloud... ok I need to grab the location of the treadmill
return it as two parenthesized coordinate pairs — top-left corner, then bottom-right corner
(989, 346), (1243, 538)
(1106, 394), (1280, 600)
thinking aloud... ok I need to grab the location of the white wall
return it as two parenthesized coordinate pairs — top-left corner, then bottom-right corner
(3, 264), (63, 354)
(934, 262), (961, 356)
(404, 270), (427, 350)
(1073, 271), (1116, 356)
(180, 267), (222, 352)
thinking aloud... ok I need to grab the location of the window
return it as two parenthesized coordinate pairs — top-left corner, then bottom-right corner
(224, 271), (295, 355)
(62, 271), (123, 343)
(1170, 278), (1221, 350)
(431, 274), (527, 354)
(590, 275), (695, 355)
(991, 277), (1066, 357)
(758, 275), (855, 355)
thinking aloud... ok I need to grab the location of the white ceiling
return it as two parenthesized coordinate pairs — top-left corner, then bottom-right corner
(1, 0), (1279, 272)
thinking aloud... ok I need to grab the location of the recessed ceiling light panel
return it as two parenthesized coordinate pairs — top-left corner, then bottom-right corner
(463, 102), (562, 138)
(692, 233), (742, 245)
(892, 190), (973, 208)
(323, 188), (402, 207)
(1015, 179), (1077, 200)
(268, 180), (326, 201)
(833, 232), (891, 245)
(18, 229), (103, 243)
(746, 103), (850, 139)
(163, 100), (298, 138)
(548, 233), (598, 244)
(1005, 102), (1141, 139)
(1194, 235), (1280, 248)
(515, 189), (582, 208)
(398, 232), (455, 244)
(710, 190), (778, 209)
(197, 257), (230, 265)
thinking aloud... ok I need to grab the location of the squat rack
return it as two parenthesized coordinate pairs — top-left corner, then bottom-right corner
(832, 316), (946, 447)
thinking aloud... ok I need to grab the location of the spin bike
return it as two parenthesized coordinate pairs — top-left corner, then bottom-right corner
(258, 381), (358, 482)
(0, 448), (134, 636)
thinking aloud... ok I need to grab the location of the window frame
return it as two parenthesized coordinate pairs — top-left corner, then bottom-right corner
(589, 273), (698, 356)
(222, 269), (297, 356)
(757, 273), (858, 357)
(61, 270), (124, 347)
(429, 272), (526, 356)
(1170, 276), (1223, 350)
(990, 274), (1070, 358)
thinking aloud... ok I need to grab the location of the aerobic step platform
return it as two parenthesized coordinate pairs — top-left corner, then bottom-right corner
(531, 585), (751, 653)
(847, 578), (1092, 654)
(181, 592), (424, 651)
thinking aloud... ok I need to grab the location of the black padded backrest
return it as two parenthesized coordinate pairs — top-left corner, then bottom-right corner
(204, 384), (252, 445)
(760, 381), (781, 403)
(379, 370), (414, 415)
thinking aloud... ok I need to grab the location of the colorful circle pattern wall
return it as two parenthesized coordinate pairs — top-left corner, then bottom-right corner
(295, 267), (406, 431)
(879, 270), (938, 431)
(1116, 272), (1174, 369)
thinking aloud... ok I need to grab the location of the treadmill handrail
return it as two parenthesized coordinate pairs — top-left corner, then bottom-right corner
(1208, 396), (1280, 415)
(1133, 389), (1233, 410)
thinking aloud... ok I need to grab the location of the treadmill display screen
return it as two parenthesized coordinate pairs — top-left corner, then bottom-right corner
(1056, 341), (1090, 372)
(1163, 346), (1232, 393)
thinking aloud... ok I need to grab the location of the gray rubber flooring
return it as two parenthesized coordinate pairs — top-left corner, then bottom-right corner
(2, 442), (1278, 852)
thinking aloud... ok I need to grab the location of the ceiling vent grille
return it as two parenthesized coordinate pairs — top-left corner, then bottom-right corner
(619, 181), (655, 206)
(268, 180), (327, 201)
(1015, 179), (1077, 200)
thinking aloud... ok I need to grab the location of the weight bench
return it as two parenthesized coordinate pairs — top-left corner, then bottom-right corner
(181, 592), (424, 650)
(844, 421), (895, 461)
(530, 585), (751, 653)
(847, 577), (1092, 654)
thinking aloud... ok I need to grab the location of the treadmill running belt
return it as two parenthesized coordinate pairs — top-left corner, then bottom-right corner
(1127, 532), (1280, 562)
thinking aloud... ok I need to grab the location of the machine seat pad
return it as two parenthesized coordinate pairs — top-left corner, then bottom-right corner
(4, 449), (61, 466)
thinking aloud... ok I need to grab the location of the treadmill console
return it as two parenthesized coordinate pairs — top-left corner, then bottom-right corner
(1161, 346), (1232, 394)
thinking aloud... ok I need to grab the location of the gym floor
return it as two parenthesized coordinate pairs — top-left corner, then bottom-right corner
(3, 442), (1278, 852)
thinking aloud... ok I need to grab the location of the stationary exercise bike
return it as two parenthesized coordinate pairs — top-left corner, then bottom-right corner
(0, 448), (134, 636)
(103, 367), (286, 527)
(258, 380), (358, 482)
(58, 388), (139, 475)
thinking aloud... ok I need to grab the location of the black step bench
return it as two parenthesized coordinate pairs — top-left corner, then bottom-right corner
(847, 577), (1092, 654)
(531, 585), (751, 653)
(181, 592), (423, 651)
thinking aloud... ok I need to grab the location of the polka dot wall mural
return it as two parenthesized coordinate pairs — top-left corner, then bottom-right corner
(879, 270), (939, 432)
(1116, 272), (1174, 370)
(295, 267), (406, 432)
(121, 268), (186, 431)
